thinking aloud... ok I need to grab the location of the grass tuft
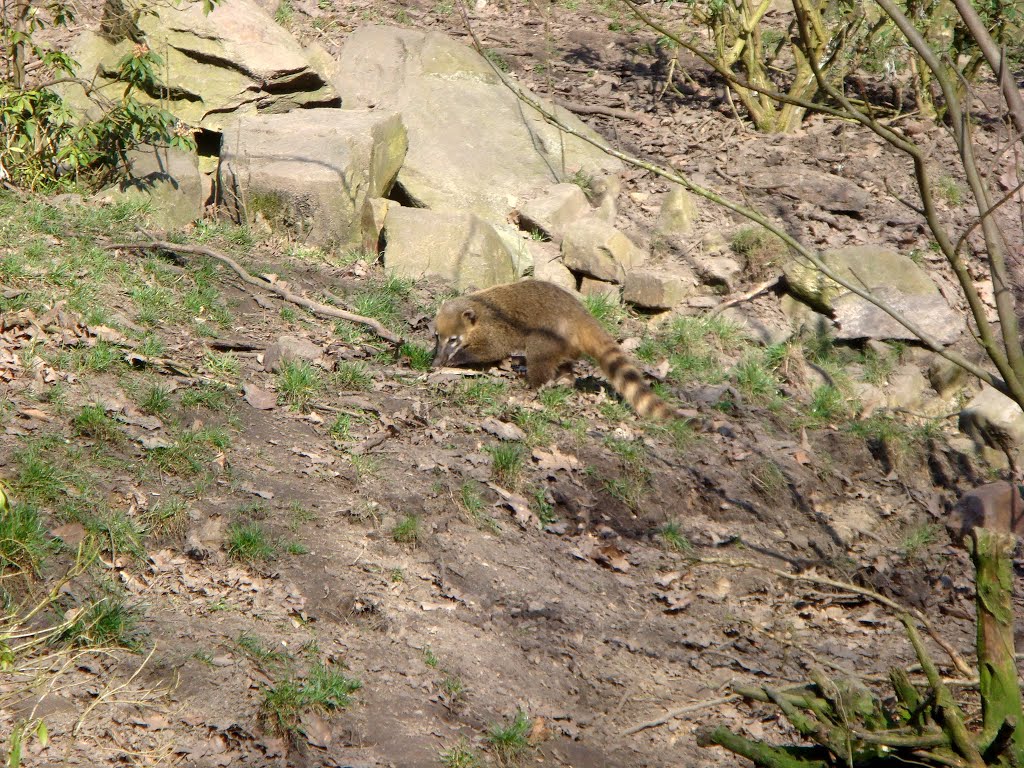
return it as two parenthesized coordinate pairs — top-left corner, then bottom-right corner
(227, 522), (275, 563)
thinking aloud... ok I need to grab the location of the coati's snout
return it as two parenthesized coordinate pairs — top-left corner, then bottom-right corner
(430, 303), (477, 368)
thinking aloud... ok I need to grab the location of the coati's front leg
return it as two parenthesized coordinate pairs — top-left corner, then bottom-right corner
(524, 335), (567, 388)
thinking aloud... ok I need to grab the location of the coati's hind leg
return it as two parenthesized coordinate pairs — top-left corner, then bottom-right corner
(523, 336), (567, 389)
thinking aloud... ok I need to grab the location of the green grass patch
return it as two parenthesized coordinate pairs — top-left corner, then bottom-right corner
(138, 383), (172, 415)
(440, 738), (481, 768)
(486, 709), (531, 763)
(226, 522), (275, 563)
(487, 442), (525, 488)
(277, 360), (323, 411)
(400, 342), (433, 371)
(334, 361), (373, 392)
(238, 632), (291, 666)
(58, 595), (142, 650)
(0, 502), (53, 574)
(181, 381), (233, 410)
(659, 521), (694, 554)
(583, 292), (625, 334)
(72, 404), (121, 442)
(351, 274), (413, 330)
(391, 514), (420, 545)
(901, 522), (942, 560)
(262, 662), (361, 735)
(452, 378), (509, 411)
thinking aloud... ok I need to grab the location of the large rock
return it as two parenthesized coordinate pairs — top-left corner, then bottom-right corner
(96, 146), (204, 230)
(219, 109), (407, 247)
(382, 207), (516, 290)
(784, 246), (962, 344)
(331, 26), (623, 226)
(959, 385), (1024, 459)
(518, 184), (591, 241)
(623, 270), (693, 311)
(655, 184), (698, 240)
(63, 0), (339, 131)
(561, 217), (645, 283)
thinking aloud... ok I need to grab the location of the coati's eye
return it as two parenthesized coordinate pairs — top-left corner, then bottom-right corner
(448, 336), (459, 345)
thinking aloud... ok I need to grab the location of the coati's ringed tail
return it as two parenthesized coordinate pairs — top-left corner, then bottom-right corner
(431, 280), (676, 420)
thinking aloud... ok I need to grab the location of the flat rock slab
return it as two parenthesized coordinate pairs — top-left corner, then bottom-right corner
(748, 169), (870, 215)
(65, 0), (339, 131)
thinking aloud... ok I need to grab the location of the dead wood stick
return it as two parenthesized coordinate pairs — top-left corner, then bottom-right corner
(553, 98), (651, 124)
(708, 276), (781, 317)
(623, 694), (740, 735)
(108, 240), (403, 345)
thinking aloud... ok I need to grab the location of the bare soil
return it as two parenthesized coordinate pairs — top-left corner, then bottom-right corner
(3, 2), (1023, 767)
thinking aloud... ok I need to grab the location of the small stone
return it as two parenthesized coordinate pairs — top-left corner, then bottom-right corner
(532, 249), (576, 291)
(692, 254), (742, 292)
(885, 364), (931, 411)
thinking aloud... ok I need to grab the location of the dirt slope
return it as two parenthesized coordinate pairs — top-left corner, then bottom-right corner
(2, 1), (1019, 767)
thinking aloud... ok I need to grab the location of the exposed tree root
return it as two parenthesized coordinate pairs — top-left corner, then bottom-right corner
(107, 239), (403, 345)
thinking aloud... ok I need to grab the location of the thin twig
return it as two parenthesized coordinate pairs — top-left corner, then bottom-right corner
(107, 240), (403, 345)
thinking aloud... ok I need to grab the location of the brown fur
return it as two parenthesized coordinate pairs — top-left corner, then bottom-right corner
(431, 280), (675, 420)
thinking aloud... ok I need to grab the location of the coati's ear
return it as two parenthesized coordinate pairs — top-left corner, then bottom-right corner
(462, 308), (477, 325)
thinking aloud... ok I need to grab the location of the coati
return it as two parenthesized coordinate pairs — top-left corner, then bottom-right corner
(431, 279), (676, 420)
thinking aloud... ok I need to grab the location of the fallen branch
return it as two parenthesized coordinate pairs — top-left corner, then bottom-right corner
(623, 694), (740, 735)
(553, 98), (651, 124)
(107, 240), (403, 345)
(709, 276), (781, 317)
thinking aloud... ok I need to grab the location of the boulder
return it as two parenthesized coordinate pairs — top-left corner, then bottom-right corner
(382, 207), (516, 290)
(783, 246), (962, 344)
(63, 0), (339, 131)
(884, 364), (932, 412)
(96, 145), (204, 230)
(623, 270), (692, 311)
(928, 354), (969, 399)
(655, 184), (698, 240)
(959, 385), (1024, 459)
(518, 184), (591, 241)
(360, 197), (395, 257)
(561, 217), (645, 283)
(331, 26), (623, 226)
(692, 253), (743, 292)
(579, 277), (619, 301)
(530, 243), (577, 291)
(219, 109), (407, 248)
